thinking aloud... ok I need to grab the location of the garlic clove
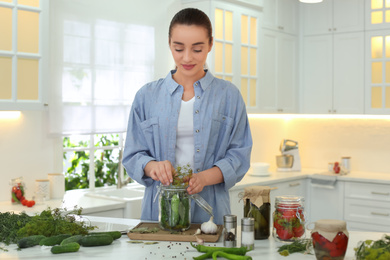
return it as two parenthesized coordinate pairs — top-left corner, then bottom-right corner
(194, 228), (201, 236)
(195, 235), (204, 245)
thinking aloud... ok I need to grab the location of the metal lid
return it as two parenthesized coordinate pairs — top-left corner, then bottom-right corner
(241, 217), (254, 226)
(224, 215), (237, 223)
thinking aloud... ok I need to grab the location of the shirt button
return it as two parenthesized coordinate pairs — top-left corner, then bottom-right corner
(196, 149), (200, 152)
(197, 96), (200, 99)
(222, 117), (226, 120)
(197, 169), (201, 172)
(196, 129), (200, 133)
(195, 110), (199, 114)
(195, 83), (198, 86)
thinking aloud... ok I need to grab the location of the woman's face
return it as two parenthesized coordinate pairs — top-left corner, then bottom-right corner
(169, 24), (212, 80)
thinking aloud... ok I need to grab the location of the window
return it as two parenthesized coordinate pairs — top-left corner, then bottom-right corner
(0, 0), (47, 110)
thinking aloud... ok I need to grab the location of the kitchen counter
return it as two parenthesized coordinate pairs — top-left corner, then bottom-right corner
(0, 215), (386, 260)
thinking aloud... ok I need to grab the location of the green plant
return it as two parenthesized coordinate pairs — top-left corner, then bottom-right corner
(63, 134), (129, 191)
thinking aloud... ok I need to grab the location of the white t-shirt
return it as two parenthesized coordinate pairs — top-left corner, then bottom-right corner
(175, 97), (195, 169)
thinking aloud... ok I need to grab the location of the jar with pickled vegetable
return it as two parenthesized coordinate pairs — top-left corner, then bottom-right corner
(273, 195), (306, 241)
(10, 177), (25, 204)
(159, 186), (191, 231)
(311, 219), (349, 260)
(242, 186), (271, 240)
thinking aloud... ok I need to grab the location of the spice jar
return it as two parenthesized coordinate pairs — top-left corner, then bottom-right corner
(273, 195), (306, 241)
(243, 186), (271, 240)
(159, 186), (191, 231)
(311, 219), (349, 260)
(223, 215), (237, 247)
(10, 177), (25, 204)
(241, 217), (254, 250)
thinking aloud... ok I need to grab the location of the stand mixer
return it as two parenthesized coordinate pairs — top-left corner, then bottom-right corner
(276, 139), (301, 172)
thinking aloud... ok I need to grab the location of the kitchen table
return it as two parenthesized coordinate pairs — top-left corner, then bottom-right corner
(0, 215), (385, 260)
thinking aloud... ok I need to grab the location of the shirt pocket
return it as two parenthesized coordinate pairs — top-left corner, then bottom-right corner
(140, 117), (161, 160)
(209, 113), (234, 156)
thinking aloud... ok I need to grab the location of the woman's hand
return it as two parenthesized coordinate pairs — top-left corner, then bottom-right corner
(144, 160), (174, 186)
(187, 172), (207, 195)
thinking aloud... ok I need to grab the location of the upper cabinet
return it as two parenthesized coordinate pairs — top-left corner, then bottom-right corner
(366, 0), (390, 30)
(181, 0), (262, 113)
(262, 0), (298, 35)
(302, 0), (365, 36)
(0, 0), (48, 110)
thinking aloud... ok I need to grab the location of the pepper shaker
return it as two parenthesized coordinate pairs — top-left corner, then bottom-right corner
(223, 215), (237, 247)
(241, 217), (255, 250)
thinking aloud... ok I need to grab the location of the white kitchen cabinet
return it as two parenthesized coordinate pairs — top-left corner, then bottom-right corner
(262, 0), (298, 35)
(259, 29), (298, 113)
(83, 208), (125, 218)
(181, 0), (262, 112)
(344, 182), (390, 232)
(302, 32), (364, 114)
(302, 0), (364, 36)
(309, 178), (344, 223)
(365, 0), (390, 31)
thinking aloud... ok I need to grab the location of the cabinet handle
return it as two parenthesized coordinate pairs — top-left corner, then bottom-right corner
(328, 28), (332, 31)
(371, 212), (390, 217)
(333, 28), (337, 31)
(328, 109), (332, 113)
(289, 183), (300, 187)
(277, 108), (283, 112)
(333, 109), (336, 113)
(371, 191), (390, 196)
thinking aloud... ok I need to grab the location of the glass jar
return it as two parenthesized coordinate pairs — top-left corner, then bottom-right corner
(272, 195), (306, 241)
(10, 177), (25, 204)
(244, 198), (270, 239)
(241, 217), (255, 250)
(311, 219), (349, 260)
(159, 186), (191, 231)
(223, 215), (237, 247)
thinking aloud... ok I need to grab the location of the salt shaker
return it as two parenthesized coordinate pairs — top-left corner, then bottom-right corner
(223, 215), (237, 247)
(241, 217), (254, 250)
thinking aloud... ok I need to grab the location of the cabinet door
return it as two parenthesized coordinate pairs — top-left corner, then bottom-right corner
(302, 35), (333, 113)
(333, 32), (364, 114)
(333, 0), (364, 33)
(302, 0), (333, 36)
(270, 179), (306, 206)
(365, 0), (390, 31)
(263, 0), (298, 35)
(277, 33), (298, 113)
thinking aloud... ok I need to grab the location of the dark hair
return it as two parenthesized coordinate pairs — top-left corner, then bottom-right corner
(169, 8), (213, 44)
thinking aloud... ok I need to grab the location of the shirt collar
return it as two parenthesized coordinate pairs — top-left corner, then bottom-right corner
(165, 70), (215, 95)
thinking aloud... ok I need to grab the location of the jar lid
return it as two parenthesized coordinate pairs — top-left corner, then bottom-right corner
(275, 195), (304, 208)
(314, 219), (346, 232)
(224, 215), (237, 223)
(190, 194), (213, 217)
(241, 217), (254, 226)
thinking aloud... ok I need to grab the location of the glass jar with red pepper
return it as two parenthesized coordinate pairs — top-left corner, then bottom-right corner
(272, 195), (306, 241)
(311, 219), (349, 260)
(10, 177), (25, 204)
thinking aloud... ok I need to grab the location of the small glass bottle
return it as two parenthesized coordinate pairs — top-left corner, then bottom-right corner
(241, 217), (254, 250)
(223, 215), (237, 247)
(273, 195), (306, 242)
(10, 177), (25, 204)
(311, 219), (349, 260)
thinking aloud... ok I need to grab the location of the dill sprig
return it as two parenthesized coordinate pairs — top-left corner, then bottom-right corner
(0, 211), (32, 245)
(277, 238), (313, 256)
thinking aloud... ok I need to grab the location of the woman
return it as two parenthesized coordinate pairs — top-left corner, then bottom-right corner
(122, 8), (252, 225)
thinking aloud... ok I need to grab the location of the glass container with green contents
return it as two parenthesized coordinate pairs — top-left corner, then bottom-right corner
(243, 186), (271, 240)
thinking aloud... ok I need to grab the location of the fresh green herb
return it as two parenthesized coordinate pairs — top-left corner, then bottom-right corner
(0, 211), (32, 245)
(17, 207), (96, 238)
(172, 164), (192, 187)
(355, 234), (390, 260)
(0, 246), (9, 252)
(277, 238), (312, 256)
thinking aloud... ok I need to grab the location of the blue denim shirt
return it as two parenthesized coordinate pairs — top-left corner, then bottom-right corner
(122, 70), (252, 225)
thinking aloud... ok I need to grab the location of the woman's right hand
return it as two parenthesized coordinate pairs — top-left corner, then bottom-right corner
(144, 160), (174, 186)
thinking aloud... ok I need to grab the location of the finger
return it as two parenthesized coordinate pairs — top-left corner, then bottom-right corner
(158, 163), (170, 186)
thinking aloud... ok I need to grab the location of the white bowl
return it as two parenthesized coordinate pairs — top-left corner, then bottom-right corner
(251, 162), (270, 173)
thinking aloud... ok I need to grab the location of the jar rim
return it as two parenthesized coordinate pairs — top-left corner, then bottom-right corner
(314, 219), (347, 232)
(275, 195), (305, 207)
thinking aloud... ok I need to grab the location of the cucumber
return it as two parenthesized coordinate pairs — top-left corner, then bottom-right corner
(60, 235), (84, 246)
(89, 231), (122, 240)
(79, 234), (113, 247)
(39, 234), (71, 246)
(170, 194), (180, 227)
(51, 242), (80, 254)
(17, 235), (46, 248)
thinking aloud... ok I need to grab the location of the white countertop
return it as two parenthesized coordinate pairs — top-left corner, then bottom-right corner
(0, 215), (385, 260)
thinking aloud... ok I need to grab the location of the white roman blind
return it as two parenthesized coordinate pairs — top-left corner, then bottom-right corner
(48, 0), (155, 135)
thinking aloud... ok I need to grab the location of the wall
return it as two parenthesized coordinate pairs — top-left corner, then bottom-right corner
(249, 117), (390, 174)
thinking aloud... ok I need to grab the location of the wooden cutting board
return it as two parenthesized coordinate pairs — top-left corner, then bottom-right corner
(127, 222), (223, 242)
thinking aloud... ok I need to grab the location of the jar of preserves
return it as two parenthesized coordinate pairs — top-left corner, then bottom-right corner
(159, 185), (191, 231)
(10, 177), (25, 204)
(311, 219), (349, 260)
(243, 186), (271, 240)
(273, 195), (306, 241)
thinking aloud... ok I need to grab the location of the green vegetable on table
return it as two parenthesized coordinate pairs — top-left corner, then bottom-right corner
(0, 211), (31, 245)
(39, 234), (71, 246)
(212, 251), (252, 260)
(79, 234), (113, 247)
(89, 231), (122, 240)
(355, 234), (390, 260)
(60, 235), (84, 245)
(191, 242), (250, 260)
(51, 242), (80, 254)
(17, 235), (46, 248)
(277, 238), (312, 256)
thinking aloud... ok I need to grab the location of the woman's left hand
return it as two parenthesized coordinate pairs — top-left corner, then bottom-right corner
(187, 172), (207, 195)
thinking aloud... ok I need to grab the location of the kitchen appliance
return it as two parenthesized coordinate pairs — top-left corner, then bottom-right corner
(276, 139), (301, 171)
